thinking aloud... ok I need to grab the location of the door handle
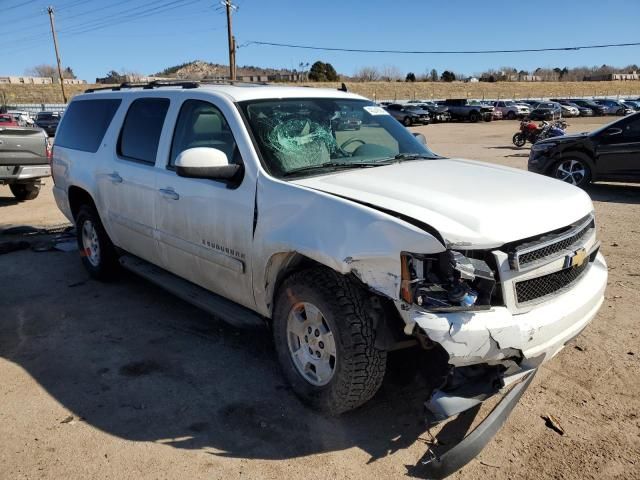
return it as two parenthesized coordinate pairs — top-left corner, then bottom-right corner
(159, 188), (179, 200)
(108, 172), (123, 184)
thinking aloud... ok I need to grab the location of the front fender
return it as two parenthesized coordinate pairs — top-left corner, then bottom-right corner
(252, 175), (446, 316)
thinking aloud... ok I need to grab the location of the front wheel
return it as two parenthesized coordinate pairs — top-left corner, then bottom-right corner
(552, 158), (592, 188)
(10, 182), (41, 201)
(273, 268), (387, 415)
(507, 111), (517, 120)
(469, 111), (479, 123)
(402, 116), (412, 127)
(512, 133), (526, 147)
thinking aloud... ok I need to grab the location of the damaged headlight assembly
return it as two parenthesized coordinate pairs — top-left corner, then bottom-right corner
(400, 250), (497, 311)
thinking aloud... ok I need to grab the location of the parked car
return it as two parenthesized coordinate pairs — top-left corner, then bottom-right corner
(442, 98), (493, 122)
(621, 100), (640, 111)
(529, 102), (562, 120)
(417, 103), (451, 123)
(7, 110), (35, 126)
(560, 104), (580, 117)
(0, 113), (20, 127)
(569, 99), (608, 116)
(35, 111), (61, 136)
(593, 99), (633, 116)
(0, 126), (51, 200)
(402, 105), (432, 124)
(51, 82), (606, 476)
(332, 111), (362, 131)
(554, 100), (593, 117)
(528, 112), (640, 187)
(383, 103), (428, 126)
(493, 100), (530, 120)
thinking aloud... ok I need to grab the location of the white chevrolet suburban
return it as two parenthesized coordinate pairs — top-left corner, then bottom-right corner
(52, 81), (606, 475)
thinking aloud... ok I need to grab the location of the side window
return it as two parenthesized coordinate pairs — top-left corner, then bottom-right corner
(54, 99), (121, 152)
(118, 98), (169, 164)
(169, 99), (237, 167)
(622, 116), (640, 142)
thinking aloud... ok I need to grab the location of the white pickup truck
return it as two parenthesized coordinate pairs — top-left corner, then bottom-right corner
(52, 82), (606, 476)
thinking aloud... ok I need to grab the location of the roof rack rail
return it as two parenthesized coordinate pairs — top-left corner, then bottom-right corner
(85, 80), (200, 93)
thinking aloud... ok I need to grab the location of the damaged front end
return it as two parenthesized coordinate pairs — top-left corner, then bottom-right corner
(394, 241), (606, 477)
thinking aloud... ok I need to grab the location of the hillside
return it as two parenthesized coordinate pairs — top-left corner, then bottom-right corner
(2, 80), (640, 105)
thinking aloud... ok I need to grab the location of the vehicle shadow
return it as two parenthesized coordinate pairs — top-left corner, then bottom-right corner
(0, 195), (19, 207)
(586, 182), (640, 205)
(486, 145), (530, 151)
(0, 249), (477, 475)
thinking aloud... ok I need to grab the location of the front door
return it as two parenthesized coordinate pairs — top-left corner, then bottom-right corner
(154, 98), (256, 309)
(596, 114), (640, 180)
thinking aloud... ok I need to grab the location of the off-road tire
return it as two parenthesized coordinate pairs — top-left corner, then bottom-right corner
(273, 268), (387, 415)
(75, 205), (119, 280)
(10, 182), (41, 201)
(469, 111), (479, 123)
(402, 116), (412, 127)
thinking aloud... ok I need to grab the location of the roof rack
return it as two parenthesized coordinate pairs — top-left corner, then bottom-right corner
(85, 78), (273, 93)
(85, 80), (200, 93)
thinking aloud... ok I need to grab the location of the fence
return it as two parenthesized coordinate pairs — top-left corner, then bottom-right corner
(4, 103), (67, 114)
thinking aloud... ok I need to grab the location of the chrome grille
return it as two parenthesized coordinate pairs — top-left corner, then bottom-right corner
(510, 215), (594, 270)
(515, 261), (590, 304)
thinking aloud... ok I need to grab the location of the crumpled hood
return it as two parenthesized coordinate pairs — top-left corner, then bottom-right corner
(292, 159), (593, 248)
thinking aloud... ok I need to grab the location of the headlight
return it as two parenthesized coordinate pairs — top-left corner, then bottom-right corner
(400, 251), (497, 312)
(531, 142), (557, 152)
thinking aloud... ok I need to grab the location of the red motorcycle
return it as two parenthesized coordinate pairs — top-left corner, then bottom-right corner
(512, 119), (541, 147)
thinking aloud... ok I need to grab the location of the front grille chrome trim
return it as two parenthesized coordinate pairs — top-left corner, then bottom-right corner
(509, 214), (594, 272)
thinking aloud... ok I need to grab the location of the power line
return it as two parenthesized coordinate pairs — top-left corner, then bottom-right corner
(243, 40), (640, 54)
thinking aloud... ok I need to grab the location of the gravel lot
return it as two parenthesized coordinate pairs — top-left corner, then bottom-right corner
(1, 117), (638, 479)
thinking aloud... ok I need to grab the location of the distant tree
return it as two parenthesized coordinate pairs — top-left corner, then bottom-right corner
(440, 70), (456, 82)
(354, 66), (380, 81)
(25, 64), (58, 79)
(324, 62), (338, 81)
(63, 67), (76, 79)
(405, 72), (416, 82)
(430, 68), (438, 82)
(380, 65), (402, 81)
(308, 61), (338, 81)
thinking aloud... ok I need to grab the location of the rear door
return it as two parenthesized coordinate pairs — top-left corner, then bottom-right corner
(154, 96), (256, 309)
(595, 114), (640, 180)
(98, 97), (169, 265)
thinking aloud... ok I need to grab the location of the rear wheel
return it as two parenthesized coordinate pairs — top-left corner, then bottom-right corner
(273, 268), (387, 415)
(75, 205), (119, 280)
(552, 158), (592, 188)
(512, 133), (526, 147)
(10, 182), (41, 201)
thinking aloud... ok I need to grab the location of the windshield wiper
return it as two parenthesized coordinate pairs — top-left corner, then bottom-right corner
(392, 153), (435, 161)
(282, 161), (391, 177)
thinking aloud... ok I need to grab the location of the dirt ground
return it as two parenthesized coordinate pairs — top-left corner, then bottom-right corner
(1, 117), (638, 479)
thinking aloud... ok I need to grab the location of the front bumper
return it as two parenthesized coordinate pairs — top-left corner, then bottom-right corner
(406, 252), (606, 368)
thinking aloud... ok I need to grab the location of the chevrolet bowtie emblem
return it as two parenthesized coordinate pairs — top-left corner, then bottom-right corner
(566, 248), (588, 268)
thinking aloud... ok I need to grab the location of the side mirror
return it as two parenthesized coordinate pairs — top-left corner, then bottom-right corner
(605, 127), (623, 136)
(175, 147), (242, 181)
(412, 132), (427, 145)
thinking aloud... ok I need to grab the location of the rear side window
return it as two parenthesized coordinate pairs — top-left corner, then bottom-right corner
(118, 98), (169, 164)
(55, 99), (121, 153)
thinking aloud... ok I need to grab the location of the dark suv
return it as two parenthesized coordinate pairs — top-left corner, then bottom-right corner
(528, 112), (640, 187)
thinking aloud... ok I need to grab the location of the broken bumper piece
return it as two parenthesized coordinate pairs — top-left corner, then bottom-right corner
(421, 369), (536, 479)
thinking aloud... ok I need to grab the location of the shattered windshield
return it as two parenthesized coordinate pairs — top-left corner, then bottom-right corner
(239, 98), (437, 178)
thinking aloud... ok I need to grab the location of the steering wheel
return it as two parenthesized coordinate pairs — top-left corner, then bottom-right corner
(339, 137), (366, 152)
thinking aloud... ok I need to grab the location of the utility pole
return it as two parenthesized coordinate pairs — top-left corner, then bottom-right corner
(223, 1), (237, 81)
(47, 6), (67, 103)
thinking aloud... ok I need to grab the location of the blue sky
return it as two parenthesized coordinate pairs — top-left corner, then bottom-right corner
(2, 0), (640, 81)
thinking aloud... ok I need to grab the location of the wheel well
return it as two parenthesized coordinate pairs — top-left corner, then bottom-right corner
(546, 151), (595, 175)
(68, 186), (96, 220)
(268, 252), (411, 351)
